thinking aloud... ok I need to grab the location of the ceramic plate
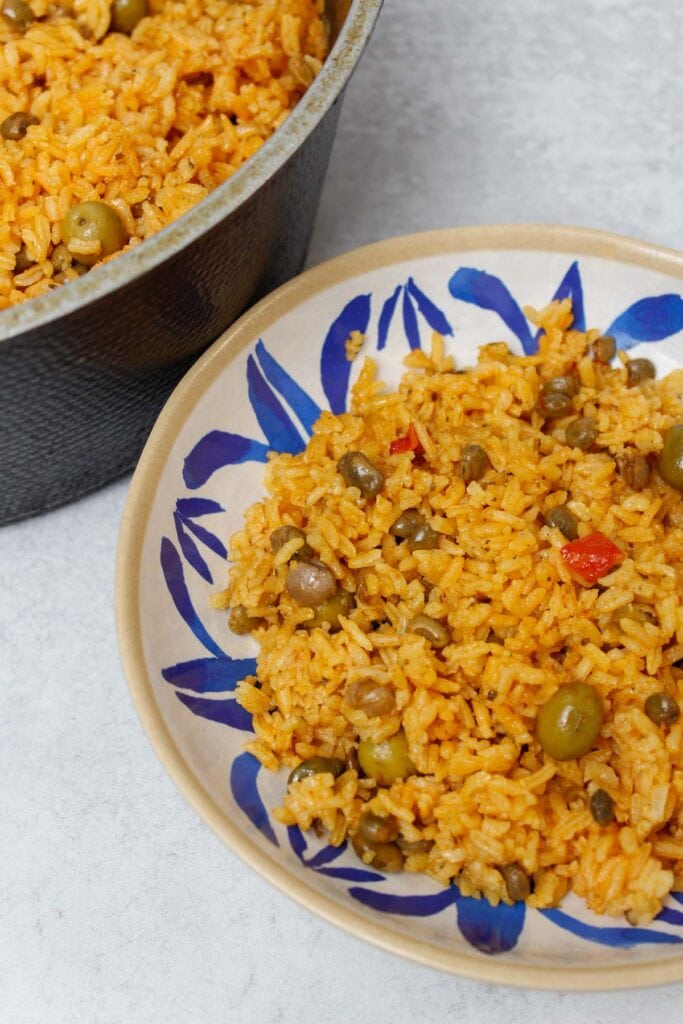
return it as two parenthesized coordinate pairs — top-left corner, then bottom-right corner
(116, 225), (683, 989)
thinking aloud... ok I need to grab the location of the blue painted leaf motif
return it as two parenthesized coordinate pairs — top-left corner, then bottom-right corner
(176, 692), (254, 732)
(318, 865), (386, 883)
(540, 908), (683, 947)
(160, 537), (224, 657)
(407, 277), (454, 336)
(402, 287), (421, 349)
(175, 513), (212, 583)
(231, 751), (278, 845)
(181, 516), (228, 560)
(377, 285), (402, 351)
(162, 656), (256, 692)
(448, 267), (535, 354)
(284, 828), (384, 881)
(304, 842), (348, 869)
(255, 340), (321, 436)
(320, 293), (372, 413)
(605, 294), (683, 350)
(183, 430), (270, 489)
(655, 906), (683, 927)
(287, 825), (308, 859)
(551, 260), (586, 332)
(349, 886), (456, 917)
(247, 354), (305, 454)
(176, 497), (224, 518)
(453, 891), (525, 954)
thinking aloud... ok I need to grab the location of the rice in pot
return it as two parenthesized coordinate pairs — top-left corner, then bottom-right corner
(0, 0), (328, 307)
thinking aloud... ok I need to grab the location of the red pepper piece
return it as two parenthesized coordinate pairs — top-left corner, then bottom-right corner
(560, 531), (624, 584)
(390, 423), (424, 456)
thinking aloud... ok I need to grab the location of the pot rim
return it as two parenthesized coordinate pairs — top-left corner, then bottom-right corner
(0, 0), (383, 342)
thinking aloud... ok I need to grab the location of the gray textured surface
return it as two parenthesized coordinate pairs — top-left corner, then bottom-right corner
(3, 0), (683, 1020)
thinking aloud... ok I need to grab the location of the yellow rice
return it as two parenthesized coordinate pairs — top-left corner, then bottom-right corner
(222, 299), (683, 924)
(0, 0), (328, 308)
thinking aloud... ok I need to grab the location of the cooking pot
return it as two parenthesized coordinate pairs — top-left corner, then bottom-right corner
(0, 0), (382, 524)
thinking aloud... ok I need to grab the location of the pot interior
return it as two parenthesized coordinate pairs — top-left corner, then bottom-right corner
(327, 0), (354, 42)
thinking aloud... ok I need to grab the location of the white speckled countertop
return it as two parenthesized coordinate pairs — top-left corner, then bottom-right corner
(3, 1), (683, 1019)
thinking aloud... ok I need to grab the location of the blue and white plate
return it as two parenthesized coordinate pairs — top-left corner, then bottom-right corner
(116, 225), (683, 989)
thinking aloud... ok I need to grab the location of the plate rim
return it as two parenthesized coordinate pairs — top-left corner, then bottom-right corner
(115, 223), (683, 990)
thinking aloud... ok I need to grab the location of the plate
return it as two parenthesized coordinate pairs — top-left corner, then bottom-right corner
(116, 225), (683, 989)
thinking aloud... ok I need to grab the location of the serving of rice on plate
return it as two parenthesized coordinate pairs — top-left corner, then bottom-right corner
(0, 0), (328, 308)
(219, 297), (683, 927)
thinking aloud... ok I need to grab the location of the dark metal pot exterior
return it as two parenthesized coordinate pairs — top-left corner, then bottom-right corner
(0, 0), (382, 525)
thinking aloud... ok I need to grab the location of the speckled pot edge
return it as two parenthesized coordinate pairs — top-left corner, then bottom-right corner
(115, 223), (683, 991)
(0, 0), (383, 341)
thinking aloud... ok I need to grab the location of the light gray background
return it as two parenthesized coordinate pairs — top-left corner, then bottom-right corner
(2, 1), (683, 1021)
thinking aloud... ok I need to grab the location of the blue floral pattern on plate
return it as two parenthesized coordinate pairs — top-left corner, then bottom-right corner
(158, 262), (683, 956)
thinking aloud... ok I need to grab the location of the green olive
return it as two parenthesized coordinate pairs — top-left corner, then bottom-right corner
(269, 525), (312, 560)
(659, 425), (683, 491)
(1, 111), (38, 140)
(407, 522), (440, 551)
(592, 335), (616, 363)
(110, 0), (147, 33)
(408, 614), (450, 648)
(1, 0), (35, 29)
(539, 389), (573, 418)
(644, 691), (680, 727)
(461, 443), (491, 483)
(617, 452), (650, 490)
(337, 451), (384, 499)
(286, 560), (335, 607)
(351, 832), (404, 872)
(287, 756), (345, 787)
(565, 416), (598, 451)
(358, 811), (399, 844)
(536, 682), (604, 760)
(626, 358), (656, 386)
(499, 862), (531, 902)
(366, 842), (404, 872)
(543, 505), (578, 540)
(305, 588), (354, 632)
(228, 604), (264, 635)
(390, 509), (424, 539)
(589, 788), (614, 825)
(345, 680), (395, 716)
(357, 730), (415, 785)
(61, 200), (128, 266)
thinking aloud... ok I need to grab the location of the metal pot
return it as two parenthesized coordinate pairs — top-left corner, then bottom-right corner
(0, 0), (382, 525)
